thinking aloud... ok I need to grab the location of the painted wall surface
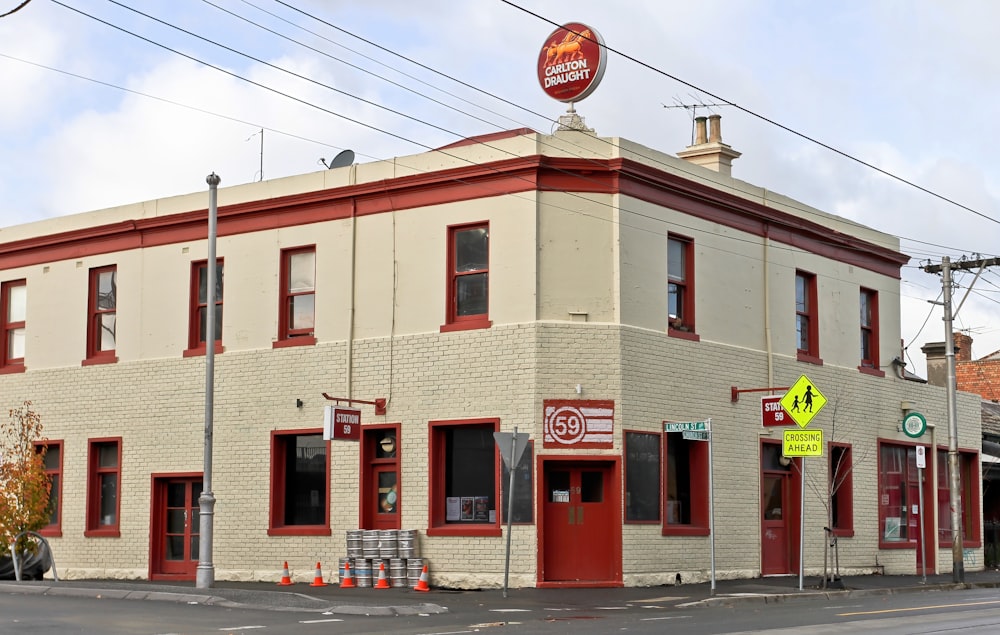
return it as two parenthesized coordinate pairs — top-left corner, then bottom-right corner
(0, 129), (976, 589)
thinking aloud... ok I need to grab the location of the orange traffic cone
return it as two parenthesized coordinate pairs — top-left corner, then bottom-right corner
(340, 560), (356, 588)
(413, 564), (430, 592)
(277, 561), (293, 586)
(374, 561), (391, 589)
(309, 561), (328, 587)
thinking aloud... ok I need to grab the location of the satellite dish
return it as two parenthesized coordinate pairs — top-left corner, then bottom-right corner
(327, 149), (355, 169)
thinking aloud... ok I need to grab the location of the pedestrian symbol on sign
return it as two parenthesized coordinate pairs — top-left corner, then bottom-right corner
(779, 375), (827, 428)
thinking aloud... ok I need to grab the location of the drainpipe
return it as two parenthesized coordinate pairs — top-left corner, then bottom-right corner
(346, 165), (358, 398)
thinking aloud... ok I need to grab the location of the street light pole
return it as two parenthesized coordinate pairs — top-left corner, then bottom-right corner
(197, 173), (220, 589)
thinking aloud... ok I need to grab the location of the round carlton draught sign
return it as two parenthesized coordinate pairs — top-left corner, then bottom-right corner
(537, 22), (607, 103)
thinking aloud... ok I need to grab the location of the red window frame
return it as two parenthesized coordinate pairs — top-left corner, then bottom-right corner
(662, 431), (710, 536)
(795, 270), (822, 364)
(859, 288), (883, 376)
(935, 448), (981, 547)
(668, 234), (699, 341)
(85, 437), (122, 537)
(427, 418), (501, 537)
(441, 222), (491, 333)
(829, 443), (854, 537)
(625, 430), (661, 523)
(268, 428), (331, 536)
(1, 279), (26, 373)
(184, 259), (223, 357)
(83, 265), (118, 365)
(34, 440), (63, 537)
(274, 246), (317, 348)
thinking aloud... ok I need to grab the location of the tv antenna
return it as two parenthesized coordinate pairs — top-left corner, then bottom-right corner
(664, 95), (731, 145)
(319, 149), (355, 170)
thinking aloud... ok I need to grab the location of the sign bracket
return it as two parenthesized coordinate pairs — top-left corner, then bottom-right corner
(321, 392), (386, 415)
(731, 385), (789, 402)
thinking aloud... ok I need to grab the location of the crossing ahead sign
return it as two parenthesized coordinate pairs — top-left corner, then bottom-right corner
(779, 375), (827, 428)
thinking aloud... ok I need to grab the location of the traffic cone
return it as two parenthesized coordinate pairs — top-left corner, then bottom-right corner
(277, 561), (293, 586)
(309, 561), (328, 587)
(413, 564), (431, 592)
(374, 561), (391, 589)
(340, 560), (356, 589)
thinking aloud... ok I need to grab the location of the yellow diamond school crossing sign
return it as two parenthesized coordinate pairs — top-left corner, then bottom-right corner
(779, 375), (827, 428)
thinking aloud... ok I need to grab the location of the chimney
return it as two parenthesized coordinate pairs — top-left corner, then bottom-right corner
(921, 341), (948, 387)
(676, 114), (741, 177)
(953, 331), (973, 362)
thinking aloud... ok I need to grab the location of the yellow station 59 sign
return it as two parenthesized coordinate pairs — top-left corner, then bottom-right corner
(779, 374), (827, 428)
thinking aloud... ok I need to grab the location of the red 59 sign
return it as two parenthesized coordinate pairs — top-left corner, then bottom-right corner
(543, 400), (614, 449)
(324, 406), (361, 440)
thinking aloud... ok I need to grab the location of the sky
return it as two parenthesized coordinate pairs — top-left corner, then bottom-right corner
(2, 0), (1000, 381)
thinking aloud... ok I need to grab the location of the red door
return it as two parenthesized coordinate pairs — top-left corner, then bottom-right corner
(761, 442), (798, 576)
(361, 426), (399, 530)
(541, 461), (619, 584)
(151, 477), (202, 579)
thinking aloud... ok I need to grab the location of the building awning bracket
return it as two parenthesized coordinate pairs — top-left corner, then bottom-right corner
(321, 392), (387, 416)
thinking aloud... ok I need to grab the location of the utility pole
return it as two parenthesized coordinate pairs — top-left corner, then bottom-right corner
(923, 255), (1000, 583)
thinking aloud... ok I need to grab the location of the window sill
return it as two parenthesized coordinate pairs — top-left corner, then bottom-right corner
(427, 524), (502, 538)
(858, 365), (885, 377)
(82, 355), (118, 367)
(668, 327), (700, 342)
(796, 351), (824, 366)
(878, 540), (914, 550)
(440, 318), (492, 333)
(84, 528), (121, 538)
(183, 343), (225, 358)
(272, 336), (317, 349)
(38, 528), (62, 538)
(267, 526), (331, 537)
(662, 525), (710, 537)
(831, 528), (854, 538)
(0, 364), (26, 374)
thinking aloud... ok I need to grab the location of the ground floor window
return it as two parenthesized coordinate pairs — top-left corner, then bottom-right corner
(85, 438), (121, 537)
(428, 418), (500, 536)
(663, 431), (709, 535)
(35, 440), (62, 536)
(830, 443), (854, 536)
(935, 448), (981, 546)
(269, 429), (330, 536)
(625, 431), (660, 522)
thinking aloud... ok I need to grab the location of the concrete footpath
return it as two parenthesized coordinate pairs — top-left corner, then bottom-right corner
(2, 570), (1000, 615)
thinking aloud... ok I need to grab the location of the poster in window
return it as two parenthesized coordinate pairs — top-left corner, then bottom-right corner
(446, 496), (461, 521)
(474, 497), (489, 521)
(461, 497), (474, 521)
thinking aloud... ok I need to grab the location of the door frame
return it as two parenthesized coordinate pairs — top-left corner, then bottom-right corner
(536, 455), (622, 588)
(760, 440), (801, 576)
(359, 423), (401, 530)
(148, 472), (202, 581)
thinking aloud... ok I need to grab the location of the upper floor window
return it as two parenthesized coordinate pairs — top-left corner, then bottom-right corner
(1, 279), (26, 372)
(441, 223), (491, 332)
(85, 266), (117, 364)
(275, 247), (316, 347)
(86, 438), (121, 537)
(859, 288), (882, 375)
(186, 260), (223, 356)
(668, 235), (697, 339)
(795, 270), (820, 364)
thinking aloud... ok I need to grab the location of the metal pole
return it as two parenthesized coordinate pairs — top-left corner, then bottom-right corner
(929, 423), (939, 575)
(941, 257), (965, 583)
(919, 460), (926, 583)
(799, 458), (805, 591)
(708, 420), (716, 594)
(503, 427), (518, 599)
(197, 173), (220, 589)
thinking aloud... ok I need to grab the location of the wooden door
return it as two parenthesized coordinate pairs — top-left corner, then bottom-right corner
(152, 477), (202, 579)
(542, 462), (617, 583)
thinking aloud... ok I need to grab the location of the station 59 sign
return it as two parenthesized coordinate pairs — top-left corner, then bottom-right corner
(543, 400), (614, 449)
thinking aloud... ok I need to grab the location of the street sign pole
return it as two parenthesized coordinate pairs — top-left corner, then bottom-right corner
(708, 419), (716, 595)
(799, 458), (805, 592)
(503, 427), (518, 599)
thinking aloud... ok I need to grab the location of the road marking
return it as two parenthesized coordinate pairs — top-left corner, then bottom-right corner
(641, 616), (692, 622)
(839, 599), (1000, 617)
(219, 627), (265, 631)
(300, 618), (344, 624)
(490, 608), (531, 612)
(594, 606), (628, 610)
(415, 631), (473, 635)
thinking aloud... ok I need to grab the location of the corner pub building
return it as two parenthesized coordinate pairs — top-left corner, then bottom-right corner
(1, 119), (983, 588)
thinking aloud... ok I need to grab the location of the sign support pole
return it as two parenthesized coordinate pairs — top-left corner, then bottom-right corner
(799, 458), (805, 592)
(708, 419), (716, 594)
(503, 427), (518, 599)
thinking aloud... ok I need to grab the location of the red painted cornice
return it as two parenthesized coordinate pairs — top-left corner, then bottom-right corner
(0, 151), (907, 278)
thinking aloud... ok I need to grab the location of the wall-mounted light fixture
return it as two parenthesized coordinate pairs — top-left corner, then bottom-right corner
(296, 399), (304, 408)
(575, 384), (582, 395)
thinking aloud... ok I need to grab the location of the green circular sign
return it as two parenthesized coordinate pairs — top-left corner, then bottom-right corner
(902, 412), (927, 438)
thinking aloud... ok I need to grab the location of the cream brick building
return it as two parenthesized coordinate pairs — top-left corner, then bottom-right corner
(0, 120), (983, 588)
